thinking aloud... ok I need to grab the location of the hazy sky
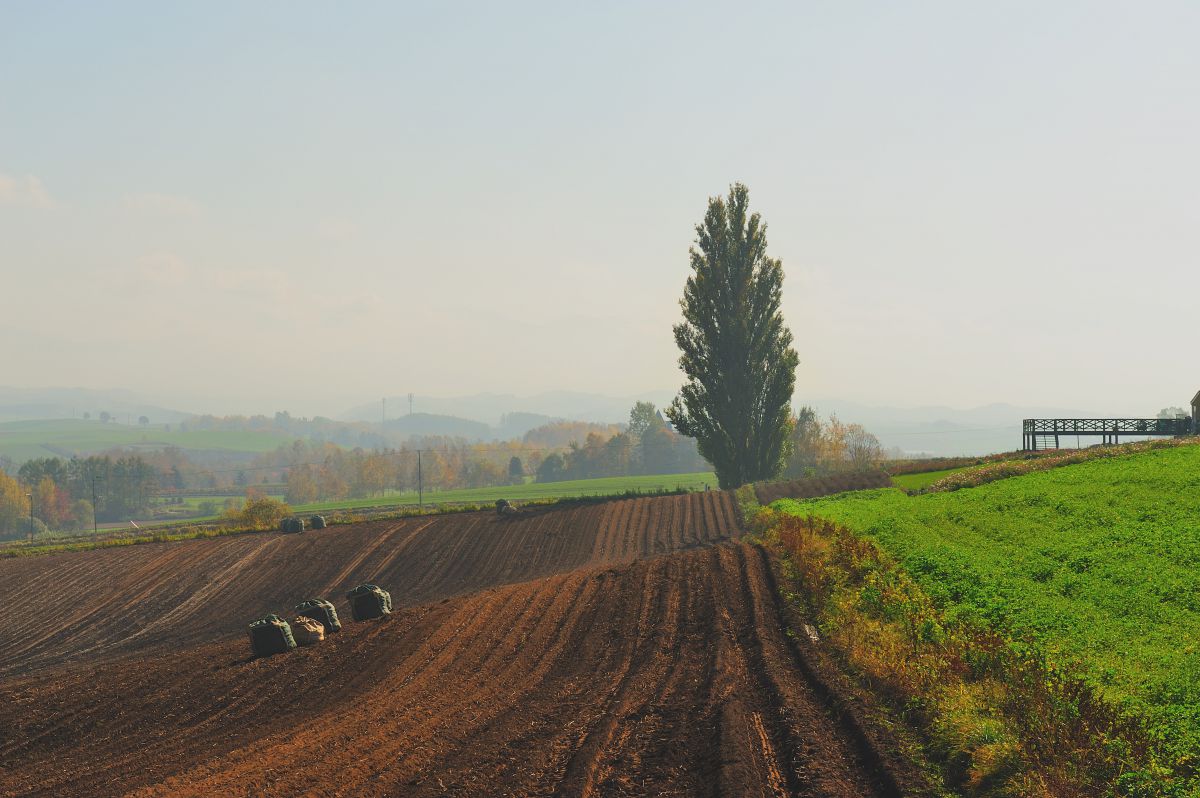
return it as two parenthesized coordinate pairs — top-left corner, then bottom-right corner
(2, 2), (1198, 417)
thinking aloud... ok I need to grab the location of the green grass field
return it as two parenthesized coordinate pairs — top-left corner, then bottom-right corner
(287, 472), (719, 513)
(888, 466), (971, 491)
(0, 419), (294, 461)
(774, 445), (1200, 787)
(150, 473), (718, 521)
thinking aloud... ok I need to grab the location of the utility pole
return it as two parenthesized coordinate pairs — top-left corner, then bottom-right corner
(417, 449), (423, 509)
(408, 393), (414, 416)
(27, 493), (33, 542)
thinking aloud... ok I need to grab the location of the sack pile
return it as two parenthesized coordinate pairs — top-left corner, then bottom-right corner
(291, 616), (325, 645)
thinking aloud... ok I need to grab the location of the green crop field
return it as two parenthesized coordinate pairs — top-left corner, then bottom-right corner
(0, 419), (295, 462)
(888, 466), (971, 491)
(287, 472), (719, 513)
(774, 444), (1200, 788)
(155, 474), (717, 521)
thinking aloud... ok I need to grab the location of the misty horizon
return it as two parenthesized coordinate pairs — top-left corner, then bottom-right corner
(0, 381), (1162, 424)
(2, 381), (1189, 461)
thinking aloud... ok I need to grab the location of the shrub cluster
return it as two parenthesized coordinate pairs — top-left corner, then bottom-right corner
(222, 494), (292, 530)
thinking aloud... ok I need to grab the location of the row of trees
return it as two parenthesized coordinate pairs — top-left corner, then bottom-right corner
(534, 403), (706, 482)
(0, 454), (164, 539)
(0, 402), (712, 534)
(783, 407), (884, 477)
(261, 439), (535, 505)
(269, 404), (706, 504)
(281, 446), (519, 504)
(73, 411), (149, 424)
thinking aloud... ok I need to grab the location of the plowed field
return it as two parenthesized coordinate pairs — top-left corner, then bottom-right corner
(0, 492), (738, 678)
(0, 491), (917, 797)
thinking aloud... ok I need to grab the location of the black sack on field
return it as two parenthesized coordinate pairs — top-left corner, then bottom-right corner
(279, 517), (305, 533)
(346, 584), (392, 621)
(310, 515), (327, 530)
(247, 614), (296, 657)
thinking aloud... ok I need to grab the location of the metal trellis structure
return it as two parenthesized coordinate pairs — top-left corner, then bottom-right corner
(1021, 417), (1192, 451)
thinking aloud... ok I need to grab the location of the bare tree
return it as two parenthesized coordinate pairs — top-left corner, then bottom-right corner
(844, 424), (883, 471)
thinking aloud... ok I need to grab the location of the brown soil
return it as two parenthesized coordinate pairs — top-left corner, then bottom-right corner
(0, 491), (739, 679)
(0, 491), (925, 797)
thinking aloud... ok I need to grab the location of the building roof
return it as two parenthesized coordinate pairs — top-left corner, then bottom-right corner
(1193, 390), (1200, 408)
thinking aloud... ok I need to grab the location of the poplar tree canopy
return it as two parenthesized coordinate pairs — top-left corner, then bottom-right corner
(666, 183), (799, 489)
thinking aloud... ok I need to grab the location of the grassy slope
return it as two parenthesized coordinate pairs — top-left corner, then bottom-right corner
(0, 419), (294, 460)
(774, 445), (1200, 769)
(889, 467), (972, 491)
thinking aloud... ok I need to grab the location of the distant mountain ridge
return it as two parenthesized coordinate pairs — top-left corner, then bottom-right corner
(0, 386), (192, 425)
(341, 391), (678, 428)
(342, 393), (1118, 456)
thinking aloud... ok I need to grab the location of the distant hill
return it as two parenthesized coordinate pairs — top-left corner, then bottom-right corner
(0, 386), (191, 425)
(495, 412), (557, 440)
(375, 412), (568, 442)
(382, 413), (492, 441)
(342, 391), (675, 429)
(342, 393), (1112, 455)
(0, 419), (293, 463)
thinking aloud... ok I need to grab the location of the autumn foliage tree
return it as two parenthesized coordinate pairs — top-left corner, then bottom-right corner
(0, 469), (28, 539)
(783, 408), (884, 477)
(667, 183), (799, 489)
(33, 477), (69, 528)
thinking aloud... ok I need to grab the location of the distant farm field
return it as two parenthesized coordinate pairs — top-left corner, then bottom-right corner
(78, 473), (720, 529)
(0, 419), (294, 461)
(774, 444), (1200, 783)
(288, 472), (720, 513)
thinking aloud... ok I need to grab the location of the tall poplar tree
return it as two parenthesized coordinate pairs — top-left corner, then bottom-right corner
(666, 183), (799, 489)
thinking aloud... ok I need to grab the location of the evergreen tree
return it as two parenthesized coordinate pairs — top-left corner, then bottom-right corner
(666, 183), (798, 489)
